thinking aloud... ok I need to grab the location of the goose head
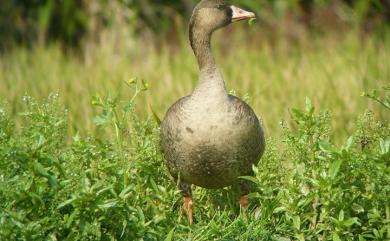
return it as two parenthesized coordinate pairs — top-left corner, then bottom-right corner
(189, 0), (255, 71)
(190, 0), (255, 35)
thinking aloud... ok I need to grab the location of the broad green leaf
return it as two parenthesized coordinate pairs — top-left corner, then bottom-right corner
(345, 136), (354, 151)
(379, 138), (390, 154)
(291, 108), (306, 121)
(48, 175), (58, 188)
(35, 134), (46, 148)
(73, 132), (80, 142)
(373, 229), (380, 238)
(96, 186), (113, 196)
(98, 200), (118, 209)
(343, 217), (361, 227)
(239, 176), (259, 184)
(338, 210), (345, 222)
(352, 203), (365, 213)
(319, 141), (337, 154)
(93, 113), (111, 126)
(247, 192), (261, 199)
(32, 161), (49, 177)
(91, 96), (103, 107)
(164, 228), (175, 241)
(54, 119), (64, 127)
(305, 97), (314, 114)
(296, 233), (305, 241)
(121, 220), (128, 238)
(137, 206), (145, 223)
(29, 192), (44, 206)
(57, 198), (76, 209)
(292, 215), (301, 231)
(119, 186), (133, 199)
(329, 158), (343, 180)
(273, 206), (287, 213)
(66, 211), (77, 228)
(332, 232), (342, 241)
(358, 235), (366, 241)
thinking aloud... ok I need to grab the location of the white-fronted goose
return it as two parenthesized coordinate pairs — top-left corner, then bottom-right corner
(160, 0), (265, 224)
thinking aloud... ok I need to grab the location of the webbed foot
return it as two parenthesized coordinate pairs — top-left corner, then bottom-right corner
(183, 196), (194, 225)
(239, 195), (249, 207)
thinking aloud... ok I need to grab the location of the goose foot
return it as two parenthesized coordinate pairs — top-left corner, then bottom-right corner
(183, 196), (194, 225)
(239, 195), (249, 207)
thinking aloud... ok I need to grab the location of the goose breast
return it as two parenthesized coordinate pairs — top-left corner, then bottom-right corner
(160, 95), (265, 189)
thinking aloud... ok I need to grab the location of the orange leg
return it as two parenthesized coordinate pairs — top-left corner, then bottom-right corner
(183, 196), (194, 225)
(239, 195), (249, 208)
(239, 171), (252, 208)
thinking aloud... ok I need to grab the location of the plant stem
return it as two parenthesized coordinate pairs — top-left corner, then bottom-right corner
(366, 95), (390, 110)
(386, 204), (390, 239)
(113, 107), (127, 186)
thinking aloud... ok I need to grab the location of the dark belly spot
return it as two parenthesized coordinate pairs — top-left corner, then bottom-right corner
(233, 116), (241, 124)
(186, 127), (194, 134)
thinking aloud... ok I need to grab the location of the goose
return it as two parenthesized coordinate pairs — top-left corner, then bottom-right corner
(160, 0), (265, 224)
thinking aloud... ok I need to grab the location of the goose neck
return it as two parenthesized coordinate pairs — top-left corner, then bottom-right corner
(190, 27), (227, 98)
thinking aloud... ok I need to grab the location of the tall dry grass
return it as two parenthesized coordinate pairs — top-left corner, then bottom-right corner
(0, 28), (389, 141)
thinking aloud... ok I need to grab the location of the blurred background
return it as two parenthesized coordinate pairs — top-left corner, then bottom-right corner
(0, 0), (389, 140)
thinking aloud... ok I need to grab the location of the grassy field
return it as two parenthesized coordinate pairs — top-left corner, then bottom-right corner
(0, 80), (389, 240)
(0, 29), (389, 240)
(1, 30), (389, 140)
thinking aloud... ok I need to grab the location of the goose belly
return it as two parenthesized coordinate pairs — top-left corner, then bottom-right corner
(162, 114), (263, 189)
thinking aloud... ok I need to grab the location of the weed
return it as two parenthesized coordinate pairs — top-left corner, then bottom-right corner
(0, 84), (389, 240)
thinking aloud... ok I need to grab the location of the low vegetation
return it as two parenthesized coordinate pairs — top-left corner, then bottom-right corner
(1, 2), (389, 237)
(0, 80), (388, 240)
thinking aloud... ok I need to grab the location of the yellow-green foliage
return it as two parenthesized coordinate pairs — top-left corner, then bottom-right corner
(0, 87), (389, 240)
(1, 31), (388, 140)
(1, 5), (389, 240)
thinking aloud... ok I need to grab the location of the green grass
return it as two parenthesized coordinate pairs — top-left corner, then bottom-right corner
(0, 30), (389, 141)
(0, 86), (389, 240)
(0, 30), (389, 240)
